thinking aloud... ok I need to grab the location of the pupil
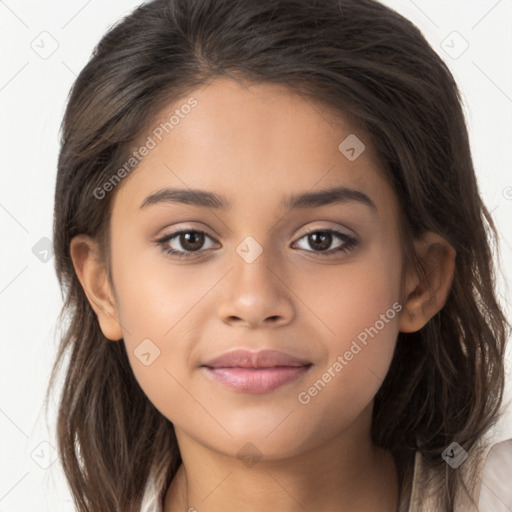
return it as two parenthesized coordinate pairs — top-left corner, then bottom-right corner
(310, 232), (331, 251)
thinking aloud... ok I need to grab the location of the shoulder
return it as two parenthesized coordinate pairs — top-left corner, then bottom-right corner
(407, 431), (512, 512)
(477, 437), (512, 511)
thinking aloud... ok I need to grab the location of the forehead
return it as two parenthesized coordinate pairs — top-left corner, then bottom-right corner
(111, 78), (397, 220)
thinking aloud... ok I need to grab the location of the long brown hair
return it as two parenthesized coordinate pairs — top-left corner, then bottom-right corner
(46, 0), (509, 510)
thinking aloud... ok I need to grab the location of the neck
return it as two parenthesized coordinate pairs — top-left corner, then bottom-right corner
(163, 423), (399, 512)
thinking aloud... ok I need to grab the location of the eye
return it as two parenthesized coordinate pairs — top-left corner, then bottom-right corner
(156, 228), (218, 259)
(156, 227), (358, 260)
(292, 228), (358, 257)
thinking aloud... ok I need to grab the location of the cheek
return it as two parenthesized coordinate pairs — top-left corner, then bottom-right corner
(306, 237), (403, 347)
(296, 239), (403, 408)
(107, 240), (182, 405)
(294, 305), (400, 445)
(111, 233), (212, 338)
(110, 240), (226, 418)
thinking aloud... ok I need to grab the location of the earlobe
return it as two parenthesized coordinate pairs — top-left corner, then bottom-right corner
(399, 231), (456, 333)
(69, 234), (124, 341)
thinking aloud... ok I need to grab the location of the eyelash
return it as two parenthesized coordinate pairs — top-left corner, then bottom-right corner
(155, 227), (358, 260)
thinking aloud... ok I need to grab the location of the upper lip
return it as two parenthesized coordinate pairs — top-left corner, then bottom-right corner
(202, 349), (312, 368)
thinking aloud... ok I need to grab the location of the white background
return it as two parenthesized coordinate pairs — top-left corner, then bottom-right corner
(0, 0), (511, 510)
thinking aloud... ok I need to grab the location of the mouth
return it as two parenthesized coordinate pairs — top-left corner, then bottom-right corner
(200, 349), (313, 393)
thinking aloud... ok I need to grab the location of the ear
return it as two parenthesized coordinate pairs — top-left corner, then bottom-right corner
(399, 231), (456, 333)
(69, 234), (123, 341)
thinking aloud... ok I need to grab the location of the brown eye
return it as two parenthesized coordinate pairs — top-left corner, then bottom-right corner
(305, 231), (332, 251)
(179, 231), (205, 251)
(293, 229), (358, 257)
(157, 229), (218, 259)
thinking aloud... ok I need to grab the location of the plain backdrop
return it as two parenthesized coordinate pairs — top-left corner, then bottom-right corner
(1, 1), (511, 510)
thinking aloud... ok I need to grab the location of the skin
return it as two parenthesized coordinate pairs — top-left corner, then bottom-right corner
(70, 78), (456, 512)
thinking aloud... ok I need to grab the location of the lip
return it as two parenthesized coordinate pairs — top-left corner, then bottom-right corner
(202, 349), (311, 368)
(201, 349), (313, 393)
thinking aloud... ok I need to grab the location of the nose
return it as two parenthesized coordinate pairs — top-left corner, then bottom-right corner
(217, 253), (295, 329)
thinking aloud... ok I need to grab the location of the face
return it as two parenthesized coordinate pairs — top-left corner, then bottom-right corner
(105, 78), (407, 460)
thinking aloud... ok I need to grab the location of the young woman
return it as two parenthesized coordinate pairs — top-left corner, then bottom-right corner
(47, 0), (512, 510)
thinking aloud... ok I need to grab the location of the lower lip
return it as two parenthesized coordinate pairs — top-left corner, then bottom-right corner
(202, 365), (312, 393)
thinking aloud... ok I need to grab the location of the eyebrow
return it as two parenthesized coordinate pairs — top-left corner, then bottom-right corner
(139, 185), (377, 212)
